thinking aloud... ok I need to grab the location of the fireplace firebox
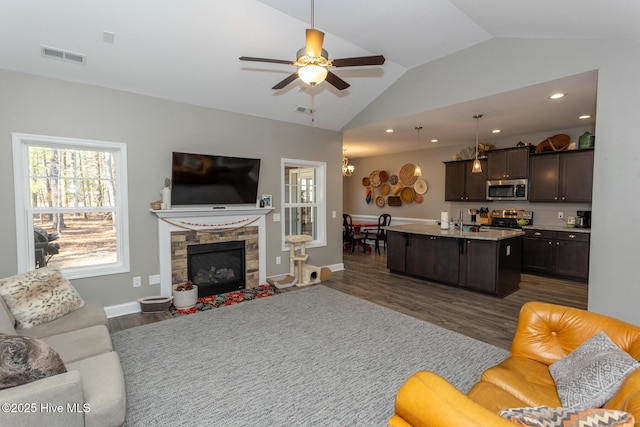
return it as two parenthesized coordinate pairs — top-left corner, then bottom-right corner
(187, 241), (246, 298)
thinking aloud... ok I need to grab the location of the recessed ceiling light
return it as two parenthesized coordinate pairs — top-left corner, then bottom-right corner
(549, 93), (565, 100)
(430, 139), (438, 143)
(491, 129), (501, 134)
(579, 115), (592, 120)
(385, 128), (394, 133)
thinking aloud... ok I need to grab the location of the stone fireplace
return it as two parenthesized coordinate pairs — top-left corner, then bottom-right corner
(153, 206), (270, 297)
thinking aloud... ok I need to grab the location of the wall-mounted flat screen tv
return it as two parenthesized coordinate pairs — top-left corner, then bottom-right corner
(171, 152), (261, 206)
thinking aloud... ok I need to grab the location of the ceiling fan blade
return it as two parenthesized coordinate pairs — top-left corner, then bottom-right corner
(305, 29), (324, 57)
(331, 55), (386, 67)
(239, 56), (293, 65)
(325, 71), (350, 90)
(272, 73), (299, 90)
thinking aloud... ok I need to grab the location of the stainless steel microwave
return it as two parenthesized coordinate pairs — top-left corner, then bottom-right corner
(486, 179), (528, 201)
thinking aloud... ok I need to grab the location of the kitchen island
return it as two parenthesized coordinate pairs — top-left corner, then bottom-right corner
(386, 224), (524, 296)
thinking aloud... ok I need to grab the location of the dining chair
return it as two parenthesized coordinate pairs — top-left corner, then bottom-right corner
(343, 214), (367, 254)
(363, 213), (391, 255)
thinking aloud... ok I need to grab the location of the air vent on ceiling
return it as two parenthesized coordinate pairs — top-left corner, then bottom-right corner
(295, 106), (314, 115)
(40, 46), (87, 65)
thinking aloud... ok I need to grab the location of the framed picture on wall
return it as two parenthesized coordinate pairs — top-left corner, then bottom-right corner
(261, 194), (272, 207)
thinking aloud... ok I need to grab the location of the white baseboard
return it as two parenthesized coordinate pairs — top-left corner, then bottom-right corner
(104, 301), (141, 318)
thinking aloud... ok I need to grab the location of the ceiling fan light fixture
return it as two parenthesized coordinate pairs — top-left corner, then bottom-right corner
(298, 64), (328, 85)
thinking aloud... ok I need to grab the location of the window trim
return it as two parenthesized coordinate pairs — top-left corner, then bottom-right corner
(281, 158), (326, 251)
(12, 133), (130, 279)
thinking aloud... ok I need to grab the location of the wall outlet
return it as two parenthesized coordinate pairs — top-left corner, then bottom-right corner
(558, 211), (564, 219)
(133, 276), (141, 287)
(275, 256), (281, 265)
(148, 274), (160, 285)
(332, 211), (336, 218)
(273, 213), (281, 222)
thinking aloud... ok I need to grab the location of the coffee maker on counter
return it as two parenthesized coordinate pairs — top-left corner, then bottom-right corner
(576, 210), (591, 228)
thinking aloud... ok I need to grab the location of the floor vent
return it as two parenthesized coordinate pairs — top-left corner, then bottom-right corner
(40, 46), (87, 65)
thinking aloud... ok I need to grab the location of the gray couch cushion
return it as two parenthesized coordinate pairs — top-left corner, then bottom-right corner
(66, 351), (126, 427)
(20, 300), (108, 339)
(41, 325), (113, 364)
(0, 334), (67, 390)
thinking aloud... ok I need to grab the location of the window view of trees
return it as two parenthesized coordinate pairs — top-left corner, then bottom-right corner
(28, 145), (119, 270)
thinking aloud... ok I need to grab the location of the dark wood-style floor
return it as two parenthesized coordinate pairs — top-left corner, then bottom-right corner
(109, 250), (588, 350)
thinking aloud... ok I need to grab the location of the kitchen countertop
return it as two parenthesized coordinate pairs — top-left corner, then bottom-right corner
(522, 225), (591, 233)
(387, 224), (524, 241)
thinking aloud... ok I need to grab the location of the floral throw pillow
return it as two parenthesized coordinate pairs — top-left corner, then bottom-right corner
(0, 334), (67, 390)
(0, 267), (85, 329)
(549, 331), (640, 410)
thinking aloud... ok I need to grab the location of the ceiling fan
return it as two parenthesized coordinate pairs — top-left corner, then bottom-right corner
(239, 0), (385, 91)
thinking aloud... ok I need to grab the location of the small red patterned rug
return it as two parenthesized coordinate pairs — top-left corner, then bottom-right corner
(169, 284), (280, 317)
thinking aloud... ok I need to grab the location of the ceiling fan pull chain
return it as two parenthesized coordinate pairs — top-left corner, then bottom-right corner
(310, 86), (315, 125)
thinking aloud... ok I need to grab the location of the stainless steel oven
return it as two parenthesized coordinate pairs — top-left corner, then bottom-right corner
(486, 179), (528, 201)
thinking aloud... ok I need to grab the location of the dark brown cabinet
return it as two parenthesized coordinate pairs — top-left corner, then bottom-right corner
(389, 232), (459, 285)
(487, 146), (530, 180)
(444, 159), (488, 201)
(522, 229), (590, 281)
(387, 230), (522, 296)
(529, 149), (594, 203)
(461, 237), (521, 295)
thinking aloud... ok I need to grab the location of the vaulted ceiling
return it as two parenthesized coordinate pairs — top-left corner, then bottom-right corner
(1, 1), (637, 156)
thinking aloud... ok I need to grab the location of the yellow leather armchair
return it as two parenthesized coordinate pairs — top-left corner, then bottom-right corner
(389, 302), (640, 427)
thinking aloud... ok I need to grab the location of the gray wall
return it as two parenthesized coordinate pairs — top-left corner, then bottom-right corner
(0, 69), (344, 307)
(345, 39), (640, 325)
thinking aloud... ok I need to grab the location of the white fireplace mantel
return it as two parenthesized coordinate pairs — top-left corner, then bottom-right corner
(152, 206), (273, 296)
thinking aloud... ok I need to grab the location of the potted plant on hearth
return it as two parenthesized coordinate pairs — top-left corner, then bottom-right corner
(172, 280), (198, 309)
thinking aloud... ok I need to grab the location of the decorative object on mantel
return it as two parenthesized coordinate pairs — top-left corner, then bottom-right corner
(414, 126), (423, 177)
(342, 149), (355, 176)
(161, 178), (171, 209)
(472, 114), (483, 174)
(150, 200), (162, 210)
(173, 281), (198, 309)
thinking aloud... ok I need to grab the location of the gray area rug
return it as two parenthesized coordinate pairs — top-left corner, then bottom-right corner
(112, 285), (508, 426)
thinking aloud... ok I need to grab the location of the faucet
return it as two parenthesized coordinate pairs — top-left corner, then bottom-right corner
(457, 209), (463, 231)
